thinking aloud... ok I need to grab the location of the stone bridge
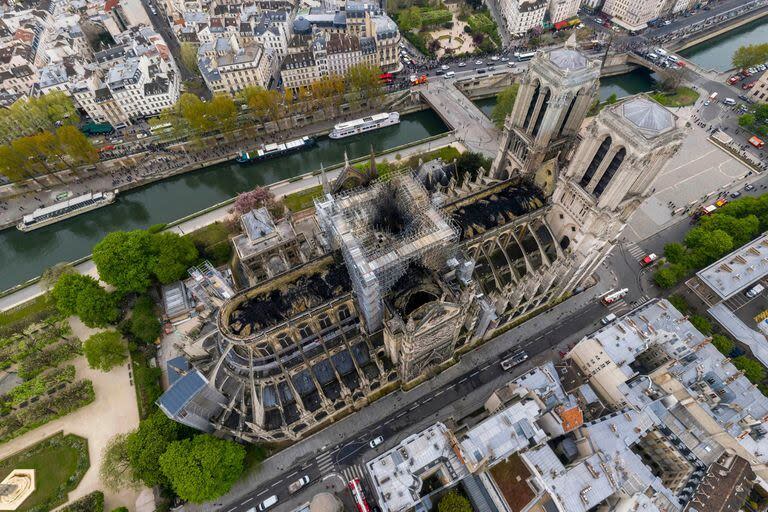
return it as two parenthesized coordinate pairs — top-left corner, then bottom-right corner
(418, 78), (502, 158)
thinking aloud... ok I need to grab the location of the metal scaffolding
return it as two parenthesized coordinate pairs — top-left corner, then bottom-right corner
(315, 170), (459, 330)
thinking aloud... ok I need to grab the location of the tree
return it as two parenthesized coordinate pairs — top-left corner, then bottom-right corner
(684, 227), (733, 265)
(209, 95), (238, 133)
(93, 230), (155, 293)
(689, 315), (712, 335)
(126, 411), (182, 487)
(100, 433), (139, 492)
(711, 334), (735, 356)
(56, 125), (98, 166)
(654, 264), (686, 289)
(733, 355), (766, 384)
(438, 491), (472, 512)
(663, 242), (686, 265)
(606, 93), (618, 104)
(732, 43), (768, 69)
(346, 64), (383, 102)
(42, 263), (76, 291)
(83, 330), (127, 371)
(180, 42), (201, 76)
(52, 273), (117, 327)
(668, 294), (689, 315)
(52, 273), (95, 316)
(240, 86), (282, 122)
(739, 113), (756, 129)
(657, 68), (684, 92)
(491, 84), (519, 129)
(398, 6), (422, 31)
(159, 434), (246, 503)
(130, 295), (162, 344)
(698, 213), (760, 248)
(150, 232), (199, 284)
(232, 186), (276, 216)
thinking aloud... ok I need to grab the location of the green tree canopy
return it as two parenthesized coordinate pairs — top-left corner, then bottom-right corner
(711, 334), (735, 356)
(159, 434), (246, 503)
(100, 433), (138, 492)
(346, 64), (383, 101)
(732, 43), (768, 69)
(438, 491), (472, 512)
(179, 42), (200, 76)
(491, 84), (519, 129)
(398, 6), (423, 31)
(129, 295), (162, 344)
(93, 230), (155, 293)
(689, 315), (713, 335)
(733, 355), (767, 384)
(126, 410), (182, 487)
(663, 242), (686, 265)
(83, 330), (127, 371)
(150, 232), (199, 284)
(52, 273), (118, 327)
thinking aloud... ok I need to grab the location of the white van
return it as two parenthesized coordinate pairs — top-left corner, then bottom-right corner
(601, 313), (617, 325)
(444, 71), (455, 78)
(258, 495), (278, 511)
(656, 48), (668, 56)
(746, 283), (765, 298)
(667, 55), (679, 63)
(648, 53), (658, 60)
(723, 97), (736, 105)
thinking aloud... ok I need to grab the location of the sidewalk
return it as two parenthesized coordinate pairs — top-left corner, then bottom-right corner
(187, 264), (616, 512)
(0, 135), (458, 312)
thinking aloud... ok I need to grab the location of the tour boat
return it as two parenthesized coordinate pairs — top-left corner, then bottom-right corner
(17, 191), (118, 232)
(328, 112), (400, 140)
(235, 136), (316, 164)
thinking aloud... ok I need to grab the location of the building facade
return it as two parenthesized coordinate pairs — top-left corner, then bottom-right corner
(499, 0), (547, 36)
(198, 34), (276, 93)
(601, 0), (663, 31)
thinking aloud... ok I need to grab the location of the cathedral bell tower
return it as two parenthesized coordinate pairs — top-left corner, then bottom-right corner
(547, 95), (686, 291)
(492, 44), (601, 191)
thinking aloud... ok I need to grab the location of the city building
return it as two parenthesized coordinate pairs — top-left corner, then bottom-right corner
(568, 298), (768, 483)
(280, 32), (376, 92)
(498, 0), (547, 36)
(548, 0), (580, 24)
(158, 45), (687, 443)
(0, 9), (52, 95)
(601, 0), (662, 31)
(197, 34), (276, 93)
(749, 70), (768, 103)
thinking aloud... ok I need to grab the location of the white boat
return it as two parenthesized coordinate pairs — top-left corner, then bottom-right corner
(328, 112), (400, 139)
(17, 190), (118, 232)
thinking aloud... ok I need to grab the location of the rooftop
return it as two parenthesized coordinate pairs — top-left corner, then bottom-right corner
(696, 231), (768, 301)
(548, 48), (587, 70)
(619, 97), (675, 136)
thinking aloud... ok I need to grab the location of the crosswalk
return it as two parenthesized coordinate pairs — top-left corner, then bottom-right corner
(625, 242), (645, 260)
(342, 464), (366, 482)
(316, 451), (334, 475)
(604, 294), (652, 315)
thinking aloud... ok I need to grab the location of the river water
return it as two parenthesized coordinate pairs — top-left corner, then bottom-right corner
(680, 17), (768, 72)
(0, 110), (448, 291)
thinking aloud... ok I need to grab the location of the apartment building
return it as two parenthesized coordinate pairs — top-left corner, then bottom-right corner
(198, 34), (276, 93)
(0, 9), (52, 95)
(601, 0), (664, 31)
(499, 0), (547, 36)
(548, 0), (580, 24)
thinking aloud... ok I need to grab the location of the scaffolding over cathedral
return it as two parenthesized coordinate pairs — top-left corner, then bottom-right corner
(158, 44), (686, 443)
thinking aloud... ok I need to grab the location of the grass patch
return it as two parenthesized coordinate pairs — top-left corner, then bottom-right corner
(185, 221), (233, 267)
(650, 87), (700, 107)
(0, 295), (56, 334)
(0, 432), (89, 512)
(283, 185), (323, 212)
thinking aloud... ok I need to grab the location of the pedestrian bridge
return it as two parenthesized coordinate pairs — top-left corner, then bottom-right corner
(418, 79), (501, 158)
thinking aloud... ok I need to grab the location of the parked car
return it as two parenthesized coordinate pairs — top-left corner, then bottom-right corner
(745, 183), (755, 191)
(731, 191), (742, 198)
(257, 496), (278, 511)
(370, 436), (384, 448)
(441, 64), (450, 71)
(475, 60), (483, 65)
(601, 313), (617, 325)
(747, 283), (765, 298)
(288, 476), (310, 494)
(501, 351), (528, 370)
(458, 61), (466, 67)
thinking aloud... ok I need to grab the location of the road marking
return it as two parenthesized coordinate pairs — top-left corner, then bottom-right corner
(396, 411), (407, 418)
(423, 396), (432, 403)
(409, 404), (418, 411)
(470, 371), (479, 377)
(242, 497), (253, 504)
(458, 378), (467, 384)
(435, 389), (444, 396)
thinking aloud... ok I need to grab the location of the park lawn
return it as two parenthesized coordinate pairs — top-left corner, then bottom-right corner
(184, 221), (233, 267)
(284, 185), (323, 212)
(0, 433), (89, 512)
(650, 87), (700, 107)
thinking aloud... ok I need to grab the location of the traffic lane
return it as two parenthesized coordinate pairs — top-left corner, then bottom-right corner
(227, 461), (322, 512)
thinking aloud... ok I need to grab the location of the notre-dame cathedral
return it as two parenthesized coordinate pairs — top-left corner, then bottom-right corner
(158, 44), (685, 442)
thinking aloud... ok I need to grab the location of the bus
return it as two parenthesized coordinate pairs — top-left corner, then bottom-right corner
(150, 122), (173, 135)
(750, 136), (765, 149)
(708, 91), (718, 102)
(348, 478), (371, 512)
(515, 51), (535, 62)
(379, 72), (394, 84)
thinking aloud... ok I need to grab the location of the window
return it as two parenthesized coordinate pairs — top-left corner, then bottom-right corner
(338, 305), (351, 321)
(318, 314), (333, 330)
(298, 324), (313, 339)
